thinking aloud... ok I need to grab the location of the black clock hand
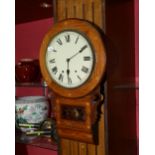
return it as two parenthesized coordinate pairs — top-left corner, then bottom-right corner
(66, 59), (72, 84)
(66, 58), (70, 75)
(68, 45), (88, 60)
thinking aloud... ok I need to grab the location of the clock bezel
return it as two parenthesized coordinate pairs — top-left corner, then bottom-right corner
(40, 19), (106, 98)
(45, 29), (95, 89)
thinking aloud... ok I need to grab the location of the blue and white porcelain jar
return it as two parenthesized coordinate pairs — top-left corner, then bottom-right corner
(15, 96), (49, 132)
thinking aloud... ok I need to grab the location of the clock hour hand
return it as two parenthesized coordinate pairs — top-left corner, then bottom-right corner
(66, 59), (70, 71)
(66, 59), (72, 84)
(66, 58), (70, 74)
(68, 45), (88, 60)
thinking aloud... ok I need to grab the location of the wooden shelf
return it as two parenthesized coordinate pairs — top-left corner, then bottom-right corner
(15, 81), (48, 96)
(16, 82), (48, 87)
(16, 0), (53, 24)
(16, 132), (58, 151)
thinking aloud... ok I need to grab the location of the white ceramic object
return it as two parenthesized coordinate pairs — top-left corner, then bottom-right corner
(15, 96), (49, 132)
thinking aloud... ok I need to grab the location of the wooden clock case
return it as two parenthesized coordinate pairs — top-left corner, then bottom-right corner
(39, 19), (106, 144)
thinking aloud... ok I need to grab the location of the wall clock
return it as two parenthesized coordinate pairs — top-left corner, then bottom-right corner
(40, 19), (106, 98)
(39, 18), (106, 143)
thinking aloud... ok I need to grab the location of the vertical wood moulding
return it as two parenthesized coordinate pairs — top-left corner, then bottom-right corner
(88, 143), (97, 155)
(54, 0), (106, 30)
(79, 142), (88, 155)
(66, 0), (74, 18)
(74, 0), (84, 19)
(84, 0), (94, 22)
(102, 0), (106, 31)
(56, 0), (67, 21)
(60, 139), (71, 155)
(70, 140), (79, 155)
(53, 0), (57, 23)
(94, 0), (105, 30)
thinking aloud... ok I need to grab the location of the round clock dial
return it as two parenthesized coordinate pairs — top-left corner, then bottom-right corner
(40, 19), (106, 98)
(45, 30), (94, 88)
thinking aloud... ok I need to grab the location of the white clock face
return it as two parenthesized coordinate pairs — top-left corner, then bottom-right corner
(45, 30), (94, 88)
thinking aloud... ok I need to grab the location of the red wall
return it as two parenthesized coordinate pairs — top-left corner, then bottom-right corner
(15, 18), (53, 63)
(15, 18), (53, 97)
(15, 18), (58, 155)
(16, 143), (57, 155)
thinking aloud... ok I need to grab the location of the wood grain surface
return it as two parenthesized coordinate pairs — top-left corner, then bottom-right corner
(52, 0), (106, 155)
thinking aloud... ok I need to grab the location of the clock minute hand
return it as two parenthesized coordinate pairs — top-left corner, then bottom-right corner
(69, 45), (88, 60)
(79, 45), (88, 53)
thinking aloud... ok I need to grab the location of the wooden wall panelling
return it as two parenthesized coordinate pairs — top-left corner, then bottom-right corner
(83, 0), (94, 21)
(54, 0), (66, 21)
(54, 0), (106, 25)
(87, 143), (97, 155)
(65, 0), (74, 18)
(74, 0), (84, 19)
(94, 0), (105, 30)
(60, 139), (70, 155)
(79, 142), (88, 155)
(70, 140), (79, 155)
(53, 0), (106, 155)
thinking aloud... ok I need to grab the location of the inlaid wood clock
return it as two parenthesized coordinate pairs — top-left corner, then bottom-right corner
(40, 0), (106, 155)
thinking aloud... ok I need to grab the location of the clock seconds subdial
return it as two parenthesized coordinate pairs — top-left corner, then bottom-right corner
(45, 31), (94, 88)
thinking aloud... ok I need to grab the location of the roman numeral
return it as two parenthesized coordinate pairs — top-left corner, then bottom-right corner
(81, 66), (89, 73)
(77, 75), (81, 81)
(58, 74), (64, 82)
(68, 77), (72, 85)
(49, 59), (55, 63)
(75, 36), (79, 44)
(47, 46), (57, 52)
(57, 38), (63, 45)
(83, 56), (91, 61)
(65, 34), (70, 42)
(52, 66), (58, 74)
